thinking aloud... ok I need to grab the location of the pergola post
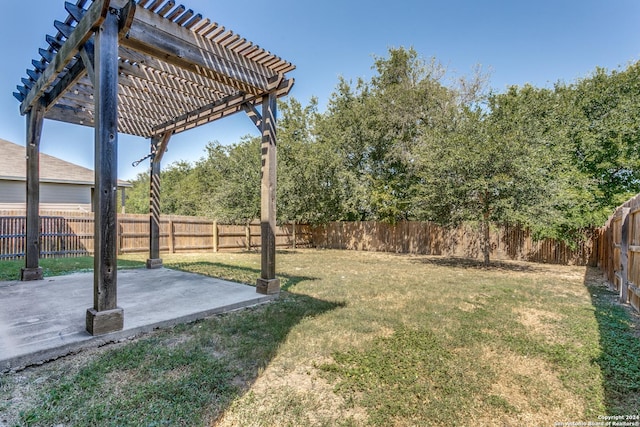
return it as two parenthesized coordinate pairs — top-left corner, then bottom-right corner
(147, 132), (171, 269)
(86, 8), (123, 336)
(20, 102), (45, 281)
(256, 91), (280, 295)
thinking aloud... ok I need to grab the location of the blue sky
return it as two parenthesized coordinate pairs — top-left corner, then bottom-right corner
(1, 0), (639, 180)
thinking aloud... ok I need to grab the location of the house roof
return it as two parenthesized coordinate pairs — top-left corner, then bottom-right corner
(0, 138), (131, 187)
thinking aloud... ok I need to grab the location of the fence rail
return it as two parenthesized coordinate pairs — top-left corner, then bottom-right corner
(0, 211), (313, 260)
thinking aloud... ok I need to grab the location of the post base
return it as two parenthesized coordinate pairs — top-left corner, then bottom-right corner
(146, 258), (163, 269)
(20, 267), (43, 281)
(86, 307), (124, 336)
(256, 278), (280, 295)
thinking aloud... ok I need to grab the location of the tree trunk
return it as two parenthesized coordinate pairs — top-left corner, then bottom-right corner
(482, 215), (490, 267)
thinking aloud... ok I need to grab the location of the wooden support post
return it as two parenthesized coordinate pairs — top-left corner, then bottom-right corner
(620, 207), (631, 303)
(21, 101), (45, 281)
(86, 8), (123, 336)
(147, 137), (162, 269)
(256, 91), (280, 295)
(146, 162), (162, 267)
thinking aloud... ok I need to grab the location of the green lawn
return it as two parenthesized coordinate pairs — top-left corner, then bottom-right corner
(1, 250), (639, 426)
(0, 256), (145, 281)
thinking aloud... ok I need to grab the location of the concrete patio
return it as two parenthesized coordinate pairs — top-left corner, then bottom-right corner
(0, 268), (275, 372)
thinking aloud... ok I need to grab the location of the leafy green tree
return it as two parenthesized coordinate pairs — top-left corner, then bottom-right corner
(483, 85), (597, 243)
(414, 83), (573, 265)
(319, 47), (458, 222)
(125, 160), (203, 216)
(317, 76), (374, 221)
(196, 137), (261, 223)
(124, 171), (150, 214)
(160, 160), (202, 216)
(565, 63), (640, 210)
(277, 97), (345, 224)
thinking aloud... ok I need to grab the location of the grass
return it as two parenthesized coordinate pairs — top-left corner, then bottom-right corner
(0, 256), (145, 281)
(1, 249), (639, 426)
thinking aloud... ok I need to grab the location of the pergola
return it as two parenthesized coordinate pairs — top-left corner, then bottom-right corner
(14, 0), (295, 335)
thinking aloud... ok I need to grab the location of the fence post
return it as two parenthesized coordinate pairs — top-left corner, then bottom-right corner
(245, 222), (251, 251)
(169, 220), (175, 254)
(620, 207), (631, 303)
(117, 220), (122, 255)
(292, 221), (297, 249)
(213, 221), (218, 253)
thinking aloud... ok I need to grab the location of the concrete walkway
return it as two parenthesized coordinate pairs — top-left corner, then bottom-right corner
(0, 268), (275, 372)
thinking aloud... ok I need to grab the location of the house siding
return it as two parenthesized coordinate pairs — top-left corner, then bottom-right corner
(0, 181), (91, 204)
(42, 183), (91, 204)
(0, 180), (24, 203)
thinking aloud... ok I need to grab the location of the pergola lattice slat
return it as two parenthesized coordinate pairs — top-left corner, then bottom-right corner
(16, 0), (294, 336)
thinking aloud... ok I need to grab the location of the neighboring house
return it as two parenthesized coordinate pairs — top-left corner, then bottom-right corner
(0, 138), (131, 212)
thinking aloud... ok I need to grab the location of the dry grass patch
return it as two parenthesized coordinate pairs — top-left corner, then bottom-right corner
(516, 307), (565, 342)
(481, 345), (587, 424)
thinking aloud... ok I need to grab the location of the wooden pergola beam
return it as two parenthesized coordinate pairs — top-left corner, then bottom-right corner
(122, 6), (272, 96)
(152, 77), (293, 136)
(20, 0), (110, 115)
(242, 86), (280, 294)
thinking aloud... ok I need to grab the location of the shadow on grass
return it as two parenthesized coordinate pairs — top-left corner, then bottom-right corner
(410, 255), (537, 272)
(585, 267), (640, 415)
(16, 290), (343, 426)
(165, 260), (318, 291)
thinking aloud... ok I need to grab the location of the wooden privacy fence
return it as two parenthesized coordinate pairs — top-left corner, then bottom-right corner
(118, 215), (312, 254)
(0, 212), (596, 267)
(312, 221), (596, 266)
(0, 212), (313, 260)
(597, 193), (640, 312)
(0, 214), (93, 260)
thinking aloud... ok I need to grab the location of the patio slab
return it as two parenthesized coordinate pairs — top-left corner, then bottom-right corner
(0, 268), (275, 372)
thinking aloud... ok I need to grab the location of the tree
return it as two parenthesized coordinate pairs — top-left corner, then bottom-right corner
(277, 97), (344, 224)
(160, 161), (202, 216)
(124, 171), (150, 214)
(319, 47), (458, 222)
(196, 137), (261, 223)
(317, 76), (375, 221)
(565, 63), (640, 211)
(414, 84), (569, 265)
(124, 161), (203, 216)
